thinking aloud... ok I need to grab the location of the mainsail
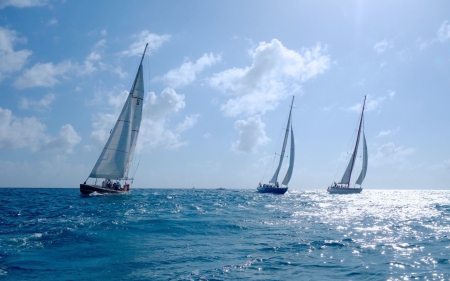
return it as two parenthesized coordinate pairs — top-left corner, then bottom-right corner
(355, 133), (368, 185)
(269, 96), (294, 185)
(281, 125), (295, 185)
(338, 96), (367, 186)
(89, 44), (147, 180)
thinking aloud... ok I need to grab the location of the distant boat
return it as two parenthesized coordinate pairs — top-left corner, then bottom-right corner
(257, 96), (295, 194)
(80, 44), (148, 195)
(327, 96), (367, 194)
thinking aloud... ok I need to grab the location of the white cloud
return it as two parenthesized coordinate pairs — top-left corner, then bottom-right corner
(377, 130), (392, 137)
(0, 107), (47, 151)
(98, 62), (127, 78)
(209, 39), (330, 117)
(388, 90), (395, 99)
(373, 39), (394, 54)
(147, 87), (185, 120)
(90, 111), (116, 148)
(87, 51), (101, 61)
(428, 159), (450, 170)
(155, 53), (221, 88)
(376, 127), (402, 138)
(419, 42), (428, 50)
(40, 124), (81, 153)
(14, 39), (106, 88)
(14, 39), (119, 88)
(348, 90), (395, 113)
(0, 107), (80, 153)
(175, 114), (199, 133)
(14, 61), (73, 89)
(142, 88), (195, 149)
(0, 0), (49, 9)
(77, 40), (108, 76)
(94, 39), (106, 49)
(203, 133), (211, 139)
(437, 20), (450, 42)
(90, 87), (195, 150)
(47, 18), (57, 25)
(78, 53), (99, 76)
(372, 142), (415, 168)
(0, 27), (32, 82)
(231, 115), (269, 153)
(19, 93), (55, 112)
(121, 30), (170, 57)
(321, 104), (335, 111)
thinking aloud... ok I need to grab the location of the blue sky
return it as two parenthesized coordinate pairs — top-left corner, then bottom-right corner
(0, 0), (449, 189)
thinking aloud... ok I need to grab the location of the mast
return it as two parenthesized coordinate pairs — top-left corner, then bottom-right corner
(140, 43), (148, 65)
(347, 95), (366, 187)
(270, 96), (294, 184)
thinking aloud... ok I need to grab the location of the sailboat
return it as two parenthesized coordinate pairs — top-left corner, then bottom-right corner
(327, 96), (368, 194)
(80, 43), (148, 195)
(257, 96), (295, 194)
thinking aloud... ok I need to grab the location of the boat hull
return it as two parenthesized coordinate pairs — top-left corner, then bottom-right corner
(257, 186), (288, 194)
(327, 187), (362, 194)
(80, 184), (128, 195)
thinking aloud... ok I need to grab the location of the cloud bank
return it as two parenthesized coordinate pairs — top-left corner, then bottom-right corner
(209, 39), (330, 117)
(155, 53), (221, 88)
(0, 107), (80, 153)
(0, 27), (32, 82)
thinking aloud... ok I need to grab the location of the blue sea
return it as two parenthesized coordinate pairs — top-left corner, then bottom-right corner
(1, 188), (449, 280)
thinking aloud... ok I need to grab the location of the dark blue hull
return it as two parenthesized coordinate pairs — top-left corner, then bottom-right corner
(257, 186), (288, 194)
(80, 184), (128, 195)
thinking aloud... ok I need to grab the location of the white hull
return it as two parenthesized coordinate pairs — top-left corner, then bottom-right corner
(327, 187), (362, 194)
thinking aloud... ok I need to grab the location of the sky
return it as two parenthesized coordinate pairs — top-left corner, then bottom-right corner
(0, 0), (449, 189)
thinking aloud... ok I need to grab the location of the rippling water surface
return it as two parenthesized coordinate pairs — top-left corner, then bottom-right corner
(1, 188), (449, 280)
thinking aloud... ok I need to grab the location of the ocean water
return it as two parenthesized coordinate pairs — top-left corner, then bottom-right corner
(1, 188), (449, 280)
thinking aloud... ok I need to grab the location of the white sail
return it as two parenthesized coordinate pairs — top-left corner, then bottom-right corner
(269, 108), (292, 184)
(339, 150), (356, 185)
(355, 133), (368, 185)
(124, 64), (144, 177)
(89, 62), (145, 179)
(281, 125), (294, 185)
(339, 96), (366, 186)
